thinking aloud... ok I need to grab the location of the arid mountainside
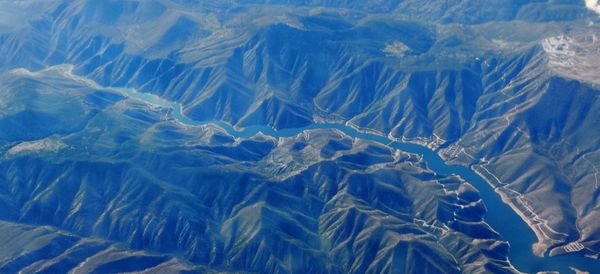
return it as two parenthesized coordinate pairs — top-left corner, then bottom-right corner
(0, 0), (599, 273)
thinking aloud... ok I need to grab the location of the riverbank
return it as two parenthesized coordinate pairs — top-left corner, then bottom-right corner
(50, 65), (600, 273)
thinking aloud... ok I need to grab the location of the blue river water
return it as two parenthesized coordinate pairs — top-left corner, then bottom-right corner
(103, 84), (600, 273)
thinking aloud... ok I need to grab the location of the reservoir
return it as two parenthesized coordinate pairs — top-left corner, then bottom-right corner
(68, 68), (600, 274)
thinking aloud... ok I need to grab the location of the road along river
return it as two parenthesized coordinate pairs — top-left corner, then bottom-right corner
(64, 66), (598, 274)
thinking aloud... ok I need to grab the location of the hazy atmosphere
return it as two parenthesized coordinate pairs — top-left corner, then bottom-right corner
(0, 1), (599, 273)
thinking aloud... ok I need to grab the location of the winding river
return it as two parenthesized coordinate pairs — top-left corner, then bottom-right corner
(66, 67), (599, 273)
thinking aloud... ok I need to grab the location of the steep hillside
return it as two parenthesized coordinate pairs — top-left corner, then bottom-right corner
(0, 68), (516, 273)
(0, 0), (599, 272)
(440, 33), (600, 257)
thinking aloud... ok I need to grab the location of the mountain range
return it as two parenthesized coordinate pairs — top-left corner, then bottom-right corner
(0, 0), (599, 273)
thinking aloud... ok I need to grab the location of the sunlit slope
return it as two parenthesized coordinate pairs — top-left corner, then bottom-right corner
(0, 68), (516, 273)
(440, 36), (600, 257)
(0, 0), (599, 267)
(0, 221), (221, 273)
